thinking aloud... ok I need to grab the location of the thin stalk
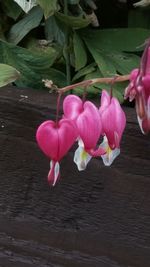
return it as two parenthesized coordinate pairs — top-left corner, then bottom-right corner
(58, 74), (130, 94)
(55, 92), (62, 125)
(82, 86), (88, 103)
(110, 75), (119, 98)
(43, 74), (130, 93)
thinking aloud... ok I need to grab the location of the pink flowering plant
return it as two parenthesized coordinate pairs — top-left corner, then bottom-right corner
(125, 40), (150, 134)
(36, 40), (150, 186)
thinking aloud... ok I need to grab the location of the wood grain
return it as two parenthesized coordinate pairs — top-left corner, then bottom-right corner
(0, 86), (150, 267)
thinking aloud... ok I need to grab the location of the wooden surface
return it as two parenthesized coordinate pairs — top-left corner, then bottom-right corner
(0, 86), (150, 267)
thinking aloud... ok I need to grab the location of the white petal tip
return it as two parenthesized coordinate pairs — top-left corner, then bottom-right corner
(101, 148), (120, 166)
(100, 136), (120, 166)
(74, 141), (92, 171)
(48, 161), (60, 186)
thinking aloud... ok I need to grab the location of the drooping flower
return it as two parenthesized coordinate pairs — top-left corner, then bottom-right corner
(125, 41), (150, 134)
(63, 95), (105, 170)
(99, 90), (126, 166)
(36, 119), (78, 186)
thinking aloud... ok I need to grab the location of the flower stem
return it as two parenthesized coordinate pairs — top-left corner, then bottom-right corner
(56, 92), (62, 125)
(110, 75), (119, 98)
(58, 74), (130, 94)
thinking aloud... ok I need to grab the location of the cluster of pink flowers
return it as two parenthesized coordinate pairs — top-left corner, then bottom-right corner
(36, 41), (150, 186)
(125, 41), (150, 134)
(36, 90), (126, 186)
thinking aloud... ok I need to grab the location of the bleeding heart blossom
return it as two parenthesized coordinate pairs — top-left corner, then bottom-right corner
(99, 90), (126, 166)
(36, 119), (78, 186)
(63, 95), (105, 171)
(125, 42), (150, 134)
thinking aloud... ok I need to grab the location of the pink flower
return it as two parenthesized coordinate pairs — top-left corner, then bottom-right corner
(36, 119), (78, 186)
(99, 90), (126, 166)
(125, 43), (150, 134)
(63, 95), (104, 170)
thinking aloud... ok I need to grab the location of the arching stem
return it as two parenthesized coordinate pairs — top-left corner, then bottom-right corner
(56, 92), (62, 125)
(58, 74), (130, 94)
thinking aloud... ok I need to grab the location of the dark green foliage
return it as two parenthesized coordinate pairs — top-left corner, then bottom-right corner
(0, 0), (149, 100)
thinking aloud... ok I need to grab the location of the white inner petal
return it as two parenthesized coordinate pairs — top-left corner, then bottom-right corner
(137, 115), (145, 134)
(74, 139), (92, 171)
(100, 136), (120, 166)
(50, 160), (60, 186)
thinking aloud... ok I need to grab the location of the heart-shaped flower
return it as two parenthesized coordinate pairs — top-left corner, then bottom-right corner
(63, 95), (105, 170)
(36, 118), (78, 185)
(99, 90), (126, 166)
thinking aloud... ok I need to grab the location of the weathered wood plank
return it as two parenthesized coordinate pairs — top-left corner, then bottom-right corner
(0, 86), (150, 267)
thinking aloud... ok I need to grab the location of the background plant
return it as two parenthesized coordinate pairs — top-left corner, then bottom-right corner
(0, 0), (150, 102)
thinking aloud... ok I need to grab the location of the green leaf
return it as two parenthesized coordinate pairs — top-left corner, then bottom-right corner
(97, 53), (117, 76)
(85, 68), (102, 80)
(13, 0), (37, 13)
(72, 62), (96, 81)
(0, 39), (66, 89)
(45, 16), (65, 45)
(73, 32), (87, 71)
(37, 0), (58, 19)
(55, 12), (90, 29)
(7, 6), (43, 45)
(109, 52), (140, 74)
(16, 68), (66, 88)
(25, 38), (63, 67)
(81, 28), (150, 52)
(81, 28), (144, 76)
(89, 51), (140, 76)
(84, 40), (117, 76)
(2, 0), (22, 20)
(0, 64), (20, 87)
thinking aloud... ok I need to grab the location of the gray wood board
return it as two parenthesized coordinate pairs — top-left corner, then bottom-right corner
(0, 86), (149, 267)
